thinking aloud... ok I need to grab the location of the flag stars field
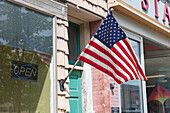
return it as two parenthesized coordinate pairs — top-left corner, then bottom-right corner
(93, 14), (127, 49)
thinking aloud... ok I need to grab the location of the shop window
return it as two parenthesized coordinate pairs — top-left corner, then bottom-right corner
(0, 0), (52, 113)
(144, 39), (170, 113)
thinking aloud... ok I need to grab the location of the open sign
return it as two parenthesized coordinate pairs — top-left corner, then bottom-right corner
(11, 60), (38, 82)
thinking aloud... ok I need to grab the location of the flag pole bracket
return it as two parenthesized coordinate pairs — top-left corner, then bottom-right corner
(59, 78), (67, 91)
(59, 59), (79, 91)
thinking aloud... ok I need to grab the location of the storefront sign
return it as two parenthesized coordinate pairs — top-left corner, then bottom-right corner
(121, 0), (170, 26)
(11, 60), (38, 82)
(141, 0), (170, 24)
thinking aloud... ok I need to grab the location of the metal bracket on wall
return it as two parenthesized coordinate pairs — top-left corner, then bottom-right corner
(59, 59), (79, 91)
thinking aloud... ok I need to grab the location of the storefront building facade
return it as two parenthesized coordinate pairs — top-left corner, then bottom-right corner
(107, 0), (170, 113)
(0, 0), (170, 113)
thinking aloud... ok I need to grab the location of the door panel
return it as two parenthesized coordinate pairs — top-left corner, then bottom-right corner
(69, 70), (82, 113)
(69, 98), (79, 113)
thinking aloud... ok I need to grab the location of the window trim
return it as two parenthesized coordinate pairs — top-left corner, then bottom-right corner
(51, 17), (57, 113)
(7, 0), (67, 19)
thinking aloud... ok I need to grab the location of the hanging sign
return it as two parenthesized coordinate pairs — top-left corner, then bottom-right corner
(11, 60), (38, 82)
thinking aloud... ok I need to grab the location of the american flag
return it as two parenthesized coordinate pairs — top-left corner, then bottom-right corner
(78, 10), (147, 84)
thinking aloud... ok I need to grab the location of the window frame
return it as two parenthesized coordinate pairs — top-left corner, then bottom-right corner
(118, 29), (148, 113)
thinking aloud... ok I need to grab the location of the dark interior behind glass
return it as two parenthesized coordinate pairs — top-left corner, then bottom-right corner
(144, 38), (170, 113)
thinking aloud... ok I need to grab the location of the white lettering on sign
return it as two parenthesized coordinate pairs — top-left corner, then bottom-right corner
(14, 66), (19, 75)
(14, 66), (37, 77)
(25, 68), (32, 77)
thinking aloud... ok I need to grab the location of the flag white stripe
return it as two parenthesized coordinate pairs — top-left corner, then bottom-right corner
(39, 55), (51, 60)
(120, 39), (145, 80)
(119, 40), (136, 68)
(113, 44), (139, 79)
(81, 52), (125, 83)
(87, 44), (131, 80)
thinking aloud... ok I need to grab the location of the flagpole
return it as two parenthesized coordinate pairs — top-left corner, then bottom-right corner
(59, 59), (79, 91)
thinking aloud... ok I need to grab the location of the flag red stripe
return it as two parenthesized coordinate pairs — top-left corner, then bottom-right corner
(88, 41), (134, 80)
(38, 53), (51, 58)
(43, 62), (50, 66)
(123, 39), (147, 80)
(42, 58), (51, 62)
(116, 40), (141, 80)
(78, 56), (122, 84)
(83, 48), (129, 82)
(35, 51), (51, 67)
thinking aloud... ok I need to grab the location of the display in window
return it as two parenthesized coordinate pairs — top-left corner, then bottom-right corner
(144, 38), (170, 113)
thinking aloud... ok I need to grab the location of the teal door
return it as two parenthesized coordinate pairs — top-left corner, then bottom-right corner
(69, 70), (82, 113)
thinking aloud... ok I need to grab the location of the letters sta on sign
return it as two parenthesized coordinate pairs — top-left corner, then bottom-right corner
(11, 60), (38, 82)
(141, 0), (170, 24)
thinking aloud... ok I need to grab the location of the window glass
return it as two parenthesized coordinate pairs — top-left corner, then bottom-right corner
(144, 39), (170, 113)
(120, 39), (143, 113)
(0, 0), (52, 112)
(68, 22), (80, 65)
(68, 25), (78, 61)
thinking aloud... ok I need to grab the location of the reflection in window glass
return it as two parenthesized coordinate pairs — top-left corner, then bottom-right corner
(0, 1), (52, 113)
(144, 39), (170, 113)
(0, 0), (52, 55)
(121, 39), (143, 113)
